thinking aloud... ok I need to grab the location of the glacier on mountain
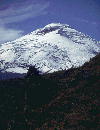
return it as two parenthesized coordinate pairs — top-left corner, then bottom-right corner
(0, 23), (100, 74)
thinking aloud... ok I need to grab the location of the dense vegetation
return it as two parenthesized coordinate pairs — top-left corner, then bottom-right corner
(0, 54), (100, 130)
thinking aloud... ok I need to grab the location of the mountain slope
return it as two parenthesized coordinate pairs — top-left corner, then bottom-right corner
(0, 54), (99, 130)
(0, 23), (100, 74)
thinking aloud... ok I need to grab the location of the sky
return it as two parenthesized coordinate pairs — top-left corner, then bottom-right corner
(0, 0), (100, 44)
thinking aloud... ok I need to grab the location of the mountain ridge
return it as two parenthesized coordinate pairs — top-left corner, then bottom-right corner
(0, 23), (100, 75)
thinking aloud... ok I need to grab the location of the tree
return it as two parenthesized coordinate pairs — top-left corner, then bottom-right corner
(26, 66), (40, 77)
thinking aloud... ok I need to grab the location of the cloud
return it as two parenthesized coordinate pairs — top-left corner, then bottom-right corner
(0, 1), (50, 43)
(0, 26), (23, 44)
(0, 1), (49, 24)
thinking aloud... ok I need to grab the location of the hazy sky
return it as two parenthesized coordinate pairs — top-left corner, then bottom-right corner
(0, 0), (100, 43)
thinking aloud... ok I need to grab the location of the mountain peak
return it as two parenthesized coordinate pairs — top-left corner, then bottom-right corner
(0, 23), (99, 75)
(44, 23), (69, 28)
(34, 23), (70, 35)
(34, 23), (68, 35)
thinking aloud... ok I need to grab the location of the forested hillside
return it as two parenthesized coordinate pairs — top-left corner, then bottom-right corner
(0, 54), (100, 130)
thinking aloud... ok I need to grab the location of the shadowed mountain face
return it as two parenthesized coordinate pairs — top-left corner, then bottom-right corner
(0, 23), (100, 77)
(0, 54), (99, 130)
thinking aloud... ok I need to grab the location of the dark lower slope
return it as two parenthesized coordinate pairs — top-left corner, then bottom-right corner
(0, 54), (100, 130)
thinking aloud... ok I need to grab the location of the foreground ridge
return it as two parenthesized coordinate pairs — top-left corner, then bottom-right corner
(0, 54), (100, 129)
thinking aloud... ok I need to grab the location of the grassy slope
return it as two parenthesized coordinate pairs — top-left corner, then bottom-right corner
(0, 54), (100, 130)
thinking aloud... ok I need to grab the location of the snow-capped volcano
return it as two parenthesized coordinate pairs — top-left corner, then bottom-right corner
(0, 23), (100, 74)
